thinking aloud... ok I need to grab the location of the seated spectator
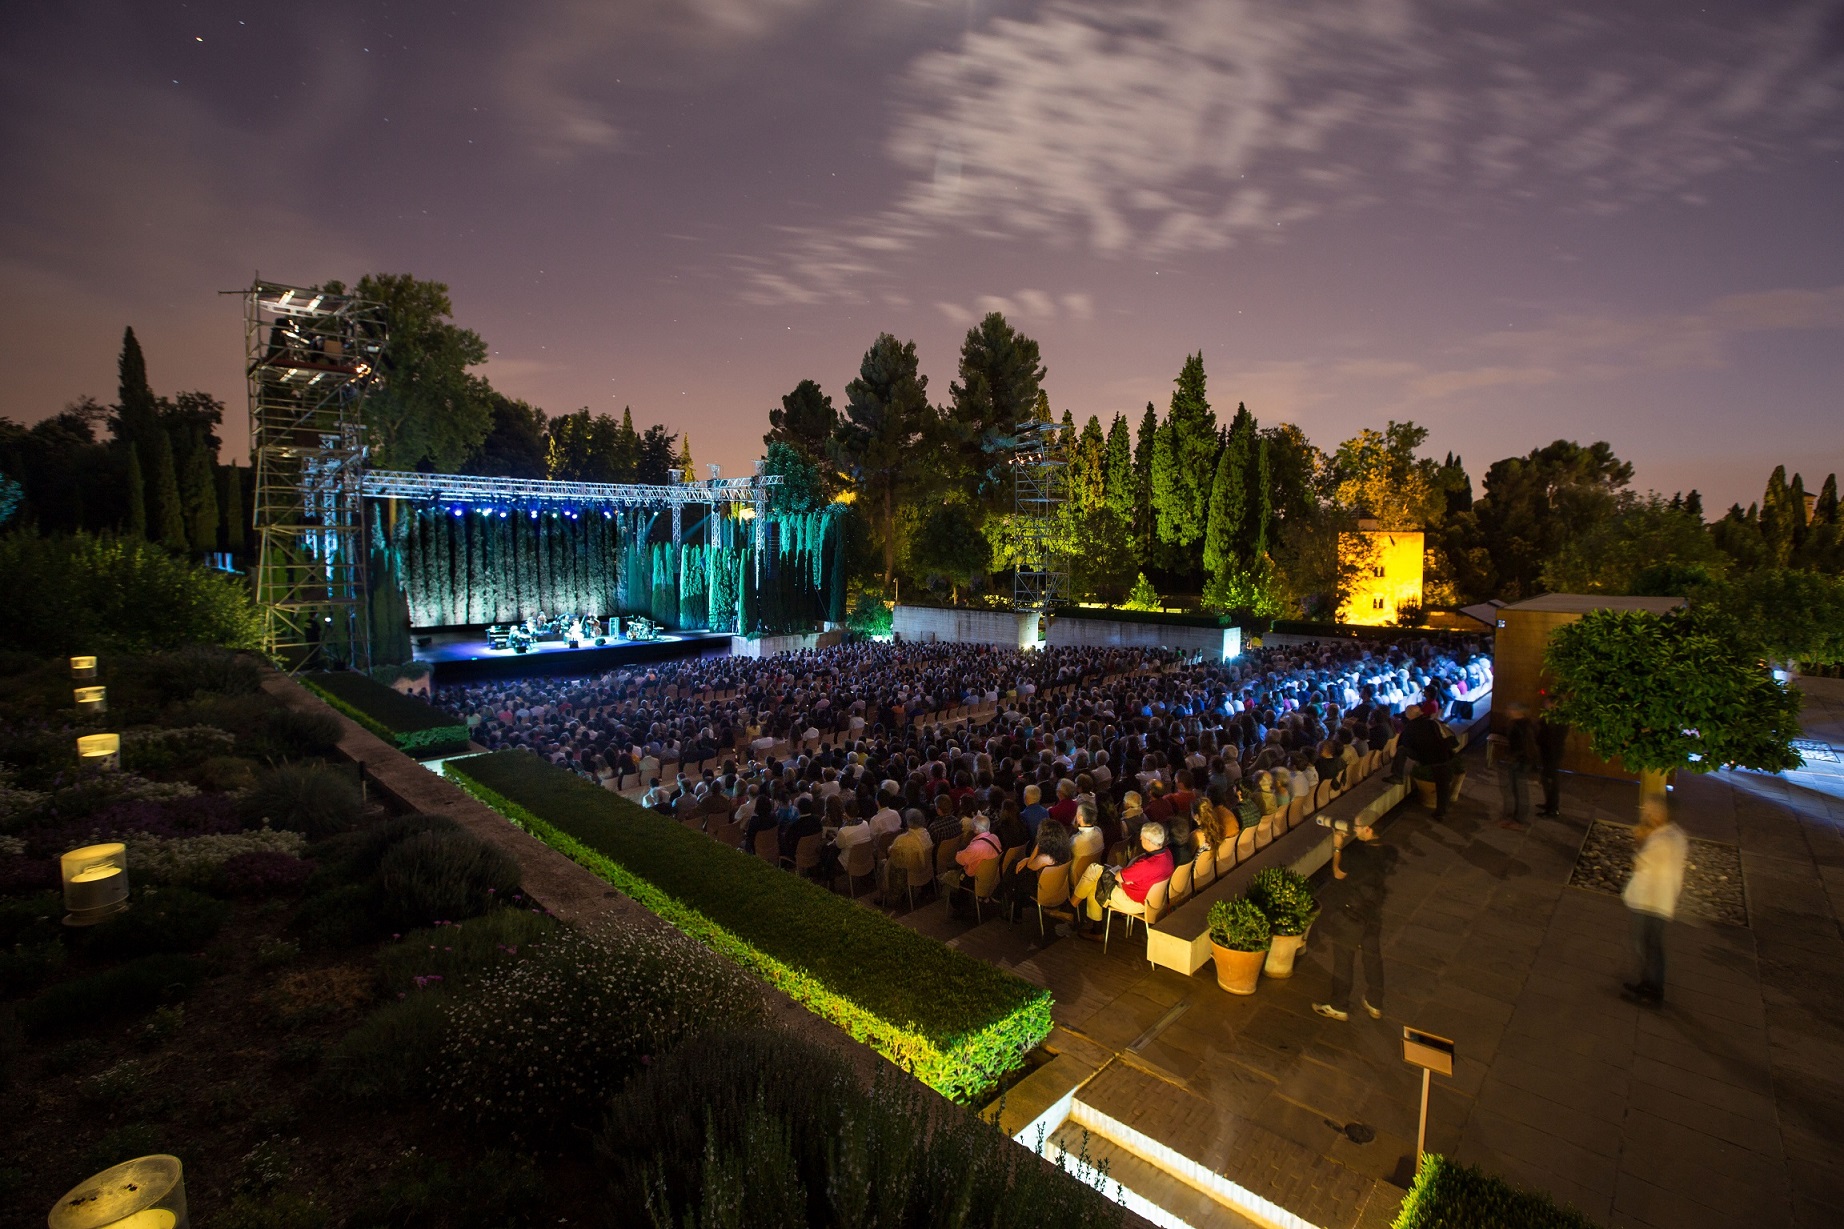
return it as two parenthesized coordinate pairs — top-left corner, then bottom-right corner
(778, 796), (822, 865)
(879, 809), (934, 904)
(1007, 814), (1075, 922)
(993, 798), (1030, 853)
(1071, 802), (1106, 868)
(1047, 779), (1079, 828)
(1068, 822), (1175, 939)
(1020, 783), (1050, 836)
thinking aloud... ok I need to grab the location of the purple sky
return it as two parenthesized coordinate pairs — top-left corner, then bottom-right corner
(4, 0), (1842, 510)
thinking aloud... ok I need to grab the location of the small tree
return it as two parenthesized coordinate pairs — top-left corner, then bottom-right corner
(1123, 572), (1160, 611)
(1544, 607), (1802, 808)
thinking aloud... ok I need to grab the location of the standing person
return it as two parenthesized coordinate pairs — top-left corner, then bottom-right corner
(1536, 695), (1569, 817)
(1497, 703), (1539, 830)
(1621, 799), (1687, 1007)
(1313, 823), (1397, 1022)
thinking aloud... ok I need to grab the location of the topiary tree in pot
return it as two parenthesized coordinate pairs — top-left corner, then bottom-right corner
(1207, 896), (1271, 996)
(1247, 867), (1320, 978)
(1544, 606), (1803, 815)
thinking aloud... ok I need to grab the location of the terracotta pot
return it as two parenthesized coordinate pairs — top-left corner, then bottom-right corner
(1264, 931), (1307, 979)
(1211, 941), (1267, 995)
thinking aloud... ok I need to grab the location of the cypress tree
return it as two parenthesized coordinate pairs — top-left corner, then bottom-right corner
(1202, 423), (1249, 583)
(148, 430), (188, 550)
(116, 327), (159, 453)
(1104, 413), (1134, 521)
(1150, 353), (1216, 549)
(1816, 475), (1839, 526)
(1133, 403), (1158, 565)
(1761, 465), (1796, 565)
(1684, 489), (1704, 521)
(125, 442), (147, 539)
(181, 446), (219, 552)
(222, 462), (245, 552)
(1789, 472), (1809, 549)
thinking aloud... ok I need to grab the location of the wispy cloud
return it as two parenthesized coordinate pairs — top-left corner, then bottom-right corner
(745, 0), (1844, 302)
(500, 0), (826, 159)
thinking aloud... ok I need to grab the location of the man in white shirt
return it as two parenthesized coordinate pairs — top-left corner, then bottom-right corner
(869, 792), (904, 839)
(1622, 798), (1688, 1007)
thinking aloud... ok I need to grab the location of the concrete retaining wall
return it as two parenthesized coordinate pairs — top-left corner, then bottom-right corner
(729, 628), (843, 658)
(1047, 615), (1241, 660)
(893, 605), (1039, 648)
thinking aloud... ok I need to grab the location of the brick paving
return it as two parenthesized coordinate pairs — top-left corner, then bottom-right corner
(922, 679), (1844, 1228)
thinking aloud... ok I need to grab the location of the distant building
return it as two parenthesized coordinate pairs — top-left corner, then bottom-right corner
(1337, 522), (1424, 626)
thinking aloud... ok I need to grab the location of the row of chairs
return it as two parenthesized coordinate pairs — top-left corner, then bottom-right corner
(1099, 747), (1391, 957)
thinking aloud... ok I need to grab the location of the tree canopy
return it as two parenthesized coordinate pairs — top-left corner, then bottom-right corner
(349, 273), (494, 472)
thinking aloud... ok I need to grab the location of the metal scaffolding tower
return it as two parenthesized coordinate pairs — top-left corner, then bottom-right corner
(242, 280), (386, 669)
(1012, 419), (1071, 611)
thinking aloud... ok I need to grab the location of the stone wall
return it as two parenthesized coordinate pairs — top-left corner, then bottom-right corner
(1045, 614), (1241, 660)
(729, 628), (843, 658)
(892, 605), (1039, 648)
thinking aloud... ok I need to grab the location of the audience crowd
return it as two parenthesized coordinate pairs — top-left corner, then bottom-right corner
(436, 634), (1492, 933)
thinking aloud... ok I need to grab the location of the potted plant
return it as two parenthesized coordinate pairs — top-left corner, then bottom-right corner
(1248, 867), (1319, 978)
(1207, 896), (1271, 995)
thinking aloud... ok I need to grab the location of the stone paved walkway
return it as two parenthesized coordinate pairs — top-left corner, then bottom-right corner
(918, 679), (1844, 1228)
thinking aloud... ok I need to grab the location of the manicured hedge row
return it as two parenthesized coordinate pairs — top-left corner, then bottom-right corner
(1394, 1155), (1601, 1229)
(447, 750), (1053, 1103)
(304, 672), (469, 756)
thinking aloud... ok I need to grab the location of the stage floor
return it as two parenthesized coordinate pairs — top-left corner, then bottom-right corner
(412, 628), (731, 684)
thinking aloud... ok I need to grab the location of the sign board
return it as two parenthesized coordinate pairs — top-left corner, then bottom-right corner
(1402, 1026), (1455, 1076)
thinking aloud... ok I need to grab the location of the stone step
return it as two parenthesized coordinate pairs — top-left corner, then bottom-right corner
(1046, 1122), (1266, 1229)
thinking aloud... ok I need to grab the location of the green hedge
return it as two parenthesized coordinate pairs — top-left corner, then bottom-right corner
(304, 671), (469, 756)
(447, 750), (1053, 1103)
(1051, 604), (1232, 629)
(1394, 1155), (1600, 1229)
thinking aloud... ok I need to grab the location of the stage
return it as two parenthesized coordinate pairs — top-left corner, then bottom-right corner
(411, 628), (731, 684)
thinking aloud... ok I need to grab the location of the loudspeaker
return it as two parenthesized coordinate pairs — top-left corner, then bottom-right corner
(1451, 699), (1474, 720)
(414, 636), (433, 649)
(595, 637), (606, 646)
(513, 643), (529, 653)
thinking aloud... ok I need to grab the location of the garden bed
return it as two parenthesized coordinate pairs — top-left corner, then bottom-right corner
(302, 671), (469, 757)
(448, 749), (1055, 1102)
(1567, 819), (1748, 928)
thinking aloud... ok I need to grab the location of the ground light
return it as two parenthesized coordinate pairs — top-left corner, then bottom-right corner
(61, 842), (129, 926)
(76, 732), (120, 771)
(70, 655), (97, 679)
(75, 685), (106, 715)
(49, 1154), (188, 1229)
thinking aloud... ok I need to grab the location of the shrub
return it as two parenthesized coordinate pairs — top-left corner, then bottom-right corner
(80, 1123), (171, 1182)
(220, 850), (315, 896)
(122, 725), (237, 776)
(81, 886), (230, 958)
(140, 645), (263, 702)
(377, 830), (521, 928)
(373, 910), (558, 998)
(434, 921), (763, 1138)
(0, 931), (65, 997)
(247, 764), (363, 839)
(311, 813), (460, 886)
(358, 1148), (545, 1229)
(450, 752), (1054, 1103)
(1207, 897), (1271, 952)
(1393, 1154), (1600, 1229)
(303, 672), (470, 756)
(195, 754), (261, 792)
(126, 828), (309, 889)
(1247, 867), (1319, 936)
(18, 953), (209, 1035)
(321, 992), (451, 1105)
(259, 707), (346, 759)
(292, 882), (386, 950)
(0, 533), (263, 656)
(0, 854), (55, 893)
(597, 1027), (1124, 1229)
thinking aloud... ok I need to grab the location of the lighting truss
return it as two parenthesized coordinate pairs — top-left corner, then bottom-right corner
(360, 470), (778, 510)
(1012, 419), (1071, 612)
(242, 279), (386, 670)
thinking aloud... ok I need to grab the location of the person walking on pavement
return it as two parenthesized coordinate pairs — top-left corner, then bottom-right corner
(1497, 702), (1539, 830)
(1385, 702), (1457, 819)
(1621, 798), (1687, 1007)
(1314, 823), (1398, 1022)
(1536, 695), (1569, 817)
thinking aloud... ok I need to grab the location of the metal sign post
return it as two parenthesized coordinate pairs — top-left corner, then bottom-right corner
(1402, 1026), (1456, 1174)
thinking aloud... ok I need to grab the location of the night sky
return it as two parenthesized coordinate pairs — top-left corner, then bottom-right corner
(3, 0), (1841, 508)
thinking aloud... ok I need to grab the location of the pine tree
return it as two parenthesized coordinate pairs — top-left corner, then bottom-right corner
(1684, 489), (1704, 521)
(148, 430), (188, 551)
(222, 462), (245, 552)
(181, 446), (219, 552)
(125, 442), (147, 539)
(676, 434), (695, 483)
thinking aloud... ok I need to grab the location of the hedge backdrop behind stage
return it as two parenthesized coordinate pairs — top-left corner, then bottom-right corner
(365, 502), (846, 654)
